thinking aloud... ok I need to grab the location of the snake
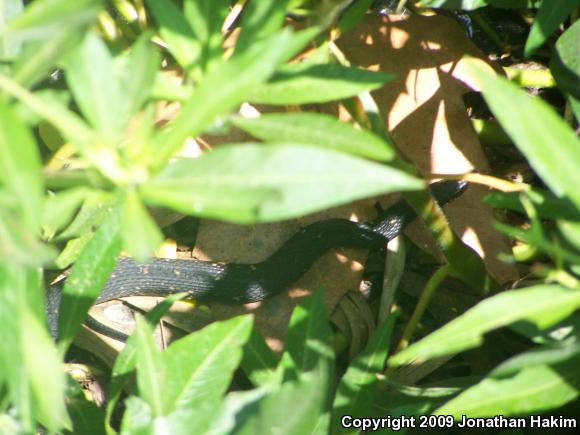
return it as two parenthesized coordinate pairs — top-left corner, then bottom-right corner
(45, 180), (468, 339)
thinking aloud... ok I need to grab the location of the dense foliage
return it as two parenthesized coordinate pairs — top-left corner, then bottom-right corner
(0, 0), (579, 433)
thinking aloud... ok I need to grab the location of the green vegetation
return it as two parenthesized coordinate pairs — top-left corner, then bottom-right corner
(0, 0), (579, 433)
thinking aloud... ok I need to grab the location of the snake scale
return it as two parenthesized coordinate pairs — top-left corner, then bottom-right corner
(45, 180), (467, 338)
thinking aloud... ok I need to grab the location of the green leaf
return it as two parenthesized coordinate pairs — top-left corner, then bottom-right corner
(0, 0), (23, 57)
(121, 397), (222, 435)
(389, 285), (580, 366)
(235, 0), (290, 53)
(241, 327), (281, 387)
(151, 28), (314, 169)
(483, 189), (580, 221)
(0, 99), (43, 230)
(151, 72), (193, 102)
(67, 383), (107, 435)
(338, 0), (374, 34)
(468, 59), (580, 209)
(524, 0), (580, 57)
(183, 0), (230, 74)
(0, 73), (96, 150)
(120, 396), (154, 434)
(232, 112), (395, 161)
(64, 32), (124, 140)
(207, 389), (269, 434)
(161, 315), (253, 413)
(249, 63), (393, 104)
(492, 342), (580, 377)
(550, 20), (580, 100)
(42, 187), (93, 240)
(56, 191), (114, 241)
(120, 189), (163, 262)
(144, 0), (199, 75)
(134, 317), (165, 417)
(237, 365), (330, 435)
(0, 266), (70, 433)
(0, 206), (55, 266)
(332, 314), (398, 434)
(559, 220), (580, 251)
(5, 0), (101, 41)
(141, 144), (423, 224)
(106, 294), (187, 433)
(21, 308), (71, 431)
(284, 291), (334, 376)
(12, 29), (83, 88)
(116, 31), (160, 131)
(57, 210), (122, 352)
(434, 354), (580, 417)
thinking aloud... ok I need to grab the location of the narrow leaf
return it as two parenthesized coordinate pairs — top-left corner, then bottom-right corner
(151, 28), (311, 169)
(6, 0), (101, 41)
(116, 31), (160, 129)
(237, 365), (330, 435)
(249, 63), (393, 105)
(12, 29), (83, 88)
(21, 309), (71, 431)
(134, 317), (165, 417)
(183, 0), (230, 73)
(57, 211), (122, 352)
(389, 285), (580, 366)
(64, 32), (123, 140)
(42, 187), (93, 240)
(232, 112), (395, 161)
(120, 189), (163, 262)
(483, 190), (580, 221)
(0, 266), (70, 433)
(434, 354), (580, 417)
(332, 314), (398, 434)
(144, 0), (199, 74)
(141, 144), (423, 224)
(235, 0), (290, 53)
(468, 59), (580, 209)
(0, 100), (43, 230)
(284, 291), (334, 375)
(550, 20), (580, 99)
(492, 342), (580, 377)
(106, 293), (187, 432)
(524, 0), (580, 57)
(241, 327), (281, 387)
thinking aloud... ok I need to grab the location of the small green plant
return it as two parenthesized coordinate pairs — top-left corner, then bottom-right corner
(0, 0), (579, 433)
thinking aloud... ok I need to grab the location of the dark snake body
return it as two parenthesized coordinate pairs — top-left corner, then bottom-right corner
(46, 181), (467, 337)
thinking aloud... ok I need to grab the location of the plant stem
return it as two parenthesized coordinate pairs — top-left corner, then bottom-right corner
(395, 265), (451, 353)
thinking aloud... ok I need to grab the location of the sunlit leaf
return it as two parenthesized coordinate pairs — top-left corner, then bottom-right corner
(550, 19), (580, 99)
(524, 0), (579, 57)
(435, 354), (580, 417)
(390, 285), (580, 366)
(0, 100), (43, 230)
(160, 315), (253, 413)
(232, 112), (395, 161)
(235, 0), (290, 53)
(120, 189), (163, 262)
(249, 63), (393, 105)
(468, 59), (580, 209)
(151, 28), (314, 168)
(64, 32), (124, 140)
(142, 144), (423, 224)
(57, 210), (122, 351)
(332, 314), (397, 434)
(5, 0), (100, 41)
